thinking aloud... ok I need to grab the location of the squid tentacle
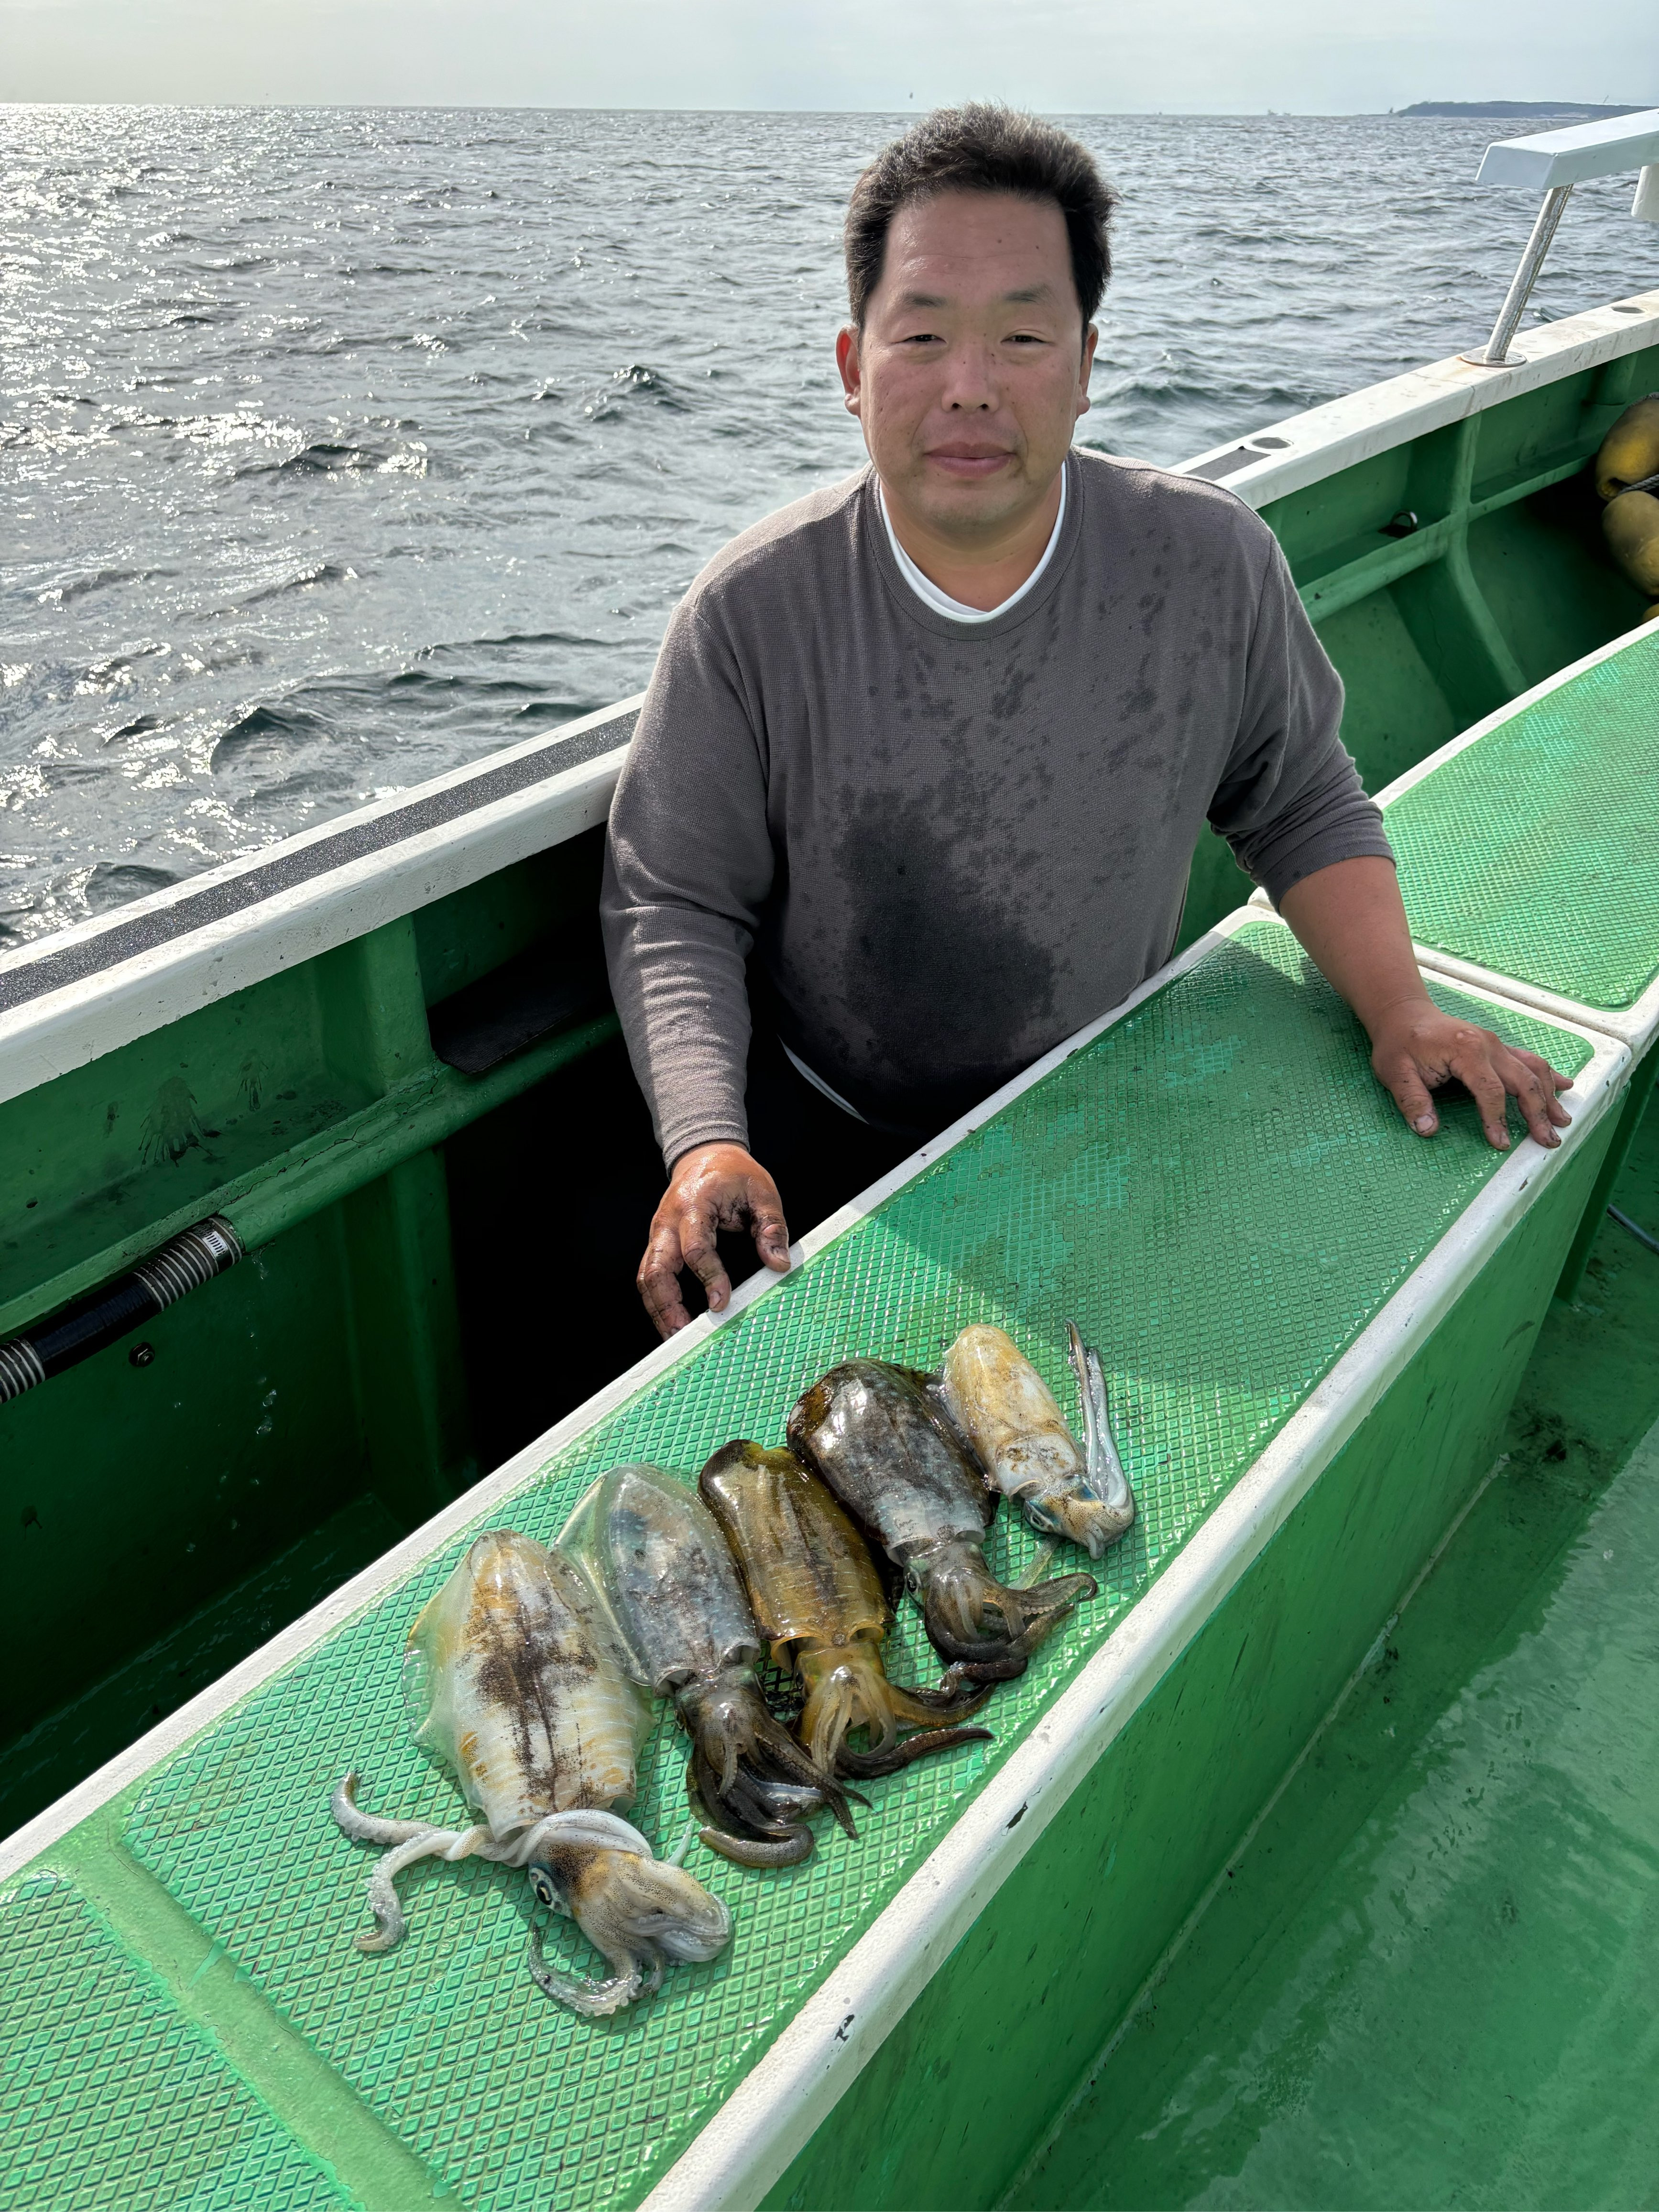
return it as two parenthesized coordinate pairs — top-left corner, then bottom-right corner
(527, 1919), (649, 2018)
(918, 1542), (1096, 1667)
(950, 1648), (1036, 1684)
(798, 1641), (995, 1779)
(689, 1743), (818, 1863)
(836, 1722), (993, 1778)
(887, 1674), (994, 1726)
(681, 1675), (859, 1847)
(330, 1769), (443, 1848)
(356, 1820), (489, 1954)
(916, 1548), (1097, 1663)
(1067, 1323), (1134, 1516)
(699, 1823), (815, 1867)
(798, 1659), (865, 1776)
(691, 1744), (800, 1837)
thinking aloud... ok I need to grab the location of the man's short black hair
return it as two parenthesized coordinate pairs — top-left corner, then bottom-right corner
(845, 105), (1118, 331)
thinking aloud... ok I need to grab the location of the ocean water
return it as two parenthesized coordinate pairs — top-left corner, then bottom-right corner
(1, 105), (1648, 949)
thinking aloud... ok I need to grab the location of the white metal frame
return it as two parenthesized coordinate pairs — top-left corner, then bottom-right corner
(0, 909), (1629, 2212)
(1474, 109), (1659, 191)
(1465, 110), (1659, 367)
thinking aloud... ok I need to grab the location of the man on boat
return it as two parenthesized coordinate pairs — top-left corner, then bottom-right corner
(603, 105), (1573, 1337)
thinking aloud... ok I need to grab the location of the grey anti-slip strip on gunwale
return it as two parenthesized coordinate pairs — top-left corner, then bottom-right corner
(0, 707), (638, 1015)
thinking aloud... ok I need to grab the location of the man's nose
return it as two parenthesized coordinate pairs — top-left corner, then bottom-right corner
(940, 340), (998, 411)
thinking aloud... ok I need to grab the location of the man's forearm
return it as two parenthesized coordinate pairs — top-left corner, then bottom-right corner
(1276, 855), (1429, 1035)
(600, 847), (758, 1166)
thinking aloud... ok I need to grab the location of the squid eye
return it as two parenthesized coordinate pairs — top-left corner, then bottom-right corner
(528, 1865), (557, 1908)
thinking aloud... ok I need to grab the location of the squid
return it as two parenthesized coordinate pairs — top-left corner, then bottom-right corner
(561, 1463), (859, 1867)
(329, 1528), (731, 2017)
(787, 1360), (1097, 1680)
(939, 1321), (1136, 1559)
(699, 1439), (993, 1778)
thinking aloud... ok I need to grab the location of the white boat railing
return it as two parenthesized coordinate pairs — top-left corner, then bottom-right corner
(1469, 108), (1659, 368)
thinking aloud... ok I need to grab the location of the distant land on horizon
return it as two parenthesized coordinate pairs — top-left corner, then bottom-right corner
(1397, 100), (1648, 120)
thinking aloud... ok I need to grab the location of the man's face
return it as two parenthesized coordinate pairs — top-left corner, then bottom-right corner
(837, 188), (1097, 541)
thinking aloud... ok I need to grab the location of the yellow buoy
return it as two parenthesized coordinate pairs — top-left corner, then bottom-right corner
(1603, 489), (1659, 597)
(1594, 395), (1659, 501)
(1644, 602), (1659, 625)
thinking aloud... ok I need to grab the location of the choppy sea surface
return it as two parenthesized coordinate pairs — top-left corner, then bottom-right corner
(1, 106), (1648, 948)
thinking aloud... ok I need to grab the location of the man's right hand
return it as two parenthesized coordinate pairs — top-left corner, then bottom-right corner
(637, 1143), (792, 1339)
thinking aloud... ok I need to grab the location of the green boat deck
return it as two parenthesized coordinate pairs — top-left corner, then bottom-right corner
(1384, 621), (1659, 1028)
(1382, 619), (1659, 1303)
(5, 309), (1657, 1859)
(0, 915), (1628, 2212)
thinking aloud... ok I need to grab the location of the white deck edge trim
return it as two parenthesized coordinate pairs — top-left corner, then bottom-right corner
(0, 697), (642, 1109)
(1175, 289), (1659, 510)
(1408, 949), (1659, 1059)
(631, 920), (1628, 2212)
(0, 926), (1629, 2194)
(1248, 894), (1659, 1059)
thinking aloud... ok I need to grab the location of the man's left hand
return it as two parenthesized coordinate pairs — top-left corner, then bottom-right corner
(1277, 859), (1574, 1155)
(1366, 994), (1573, 1152)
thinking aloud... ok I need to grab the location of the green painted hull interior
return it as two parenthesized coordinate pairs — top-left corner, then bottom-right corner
(3, 327), (1659, 2211)
(1177, 341), (1659, 951)
(1005, 1089), (1659, 2212)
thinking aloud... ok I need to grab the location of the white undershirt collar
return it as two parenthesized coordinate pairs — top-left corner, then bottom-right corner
(877, 467), (1067, 623)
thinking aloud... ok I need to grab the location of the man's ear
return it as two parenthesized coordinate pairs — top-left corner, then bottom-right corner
(1077, 322), (1099, 416)
(836, 325), (863, 416)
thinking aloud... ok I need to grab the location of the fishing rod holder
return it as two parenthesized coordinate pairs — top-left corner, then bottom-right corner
(1462, 109), (1659, 369)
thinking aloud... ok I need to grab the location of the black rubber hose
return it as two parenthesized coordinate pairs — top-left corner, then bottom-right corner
(0, 1216), (243, 1404)
(1608, 1205), (1659, 1258)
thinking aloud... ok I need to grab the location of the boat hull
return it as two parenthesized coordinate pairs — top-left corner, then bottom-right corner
(761, 1129), (1612, 2210)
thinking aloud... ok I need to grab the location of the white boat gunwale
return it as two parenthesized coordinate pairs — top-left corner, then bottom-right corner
(1176, 287), (1659, 499)
(0, 696), (641, 1111)
(0, 910), (1630, 2212)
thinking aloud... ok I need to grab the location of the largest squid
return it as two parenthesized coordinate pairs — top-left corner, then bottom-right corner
(330, 1528), (731, 2016)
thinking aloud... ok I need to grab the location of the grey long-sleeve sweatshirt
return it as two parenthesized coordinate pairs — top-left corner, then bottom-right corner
(602, 447), (1392, 1165)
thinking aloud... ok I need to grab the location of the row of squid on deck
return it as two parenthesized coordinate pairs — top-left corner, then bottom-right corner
(330, 1321), (1137, 2016)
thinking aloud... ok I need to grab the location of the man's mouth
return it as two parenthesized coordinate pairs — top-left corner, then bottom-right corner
(926, 446), (1015, 479)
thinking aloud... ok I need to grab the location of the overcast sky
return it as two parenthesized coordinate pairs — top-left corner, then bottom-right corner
(3, 0), (1656, 113)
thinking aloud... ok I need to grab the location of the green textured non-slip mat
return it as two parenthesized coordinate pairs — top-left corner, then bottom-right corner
(23, 924), (1592, 2212)
(0, 1872), (346, 2212)
(1386, 626), (1659, 1013)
